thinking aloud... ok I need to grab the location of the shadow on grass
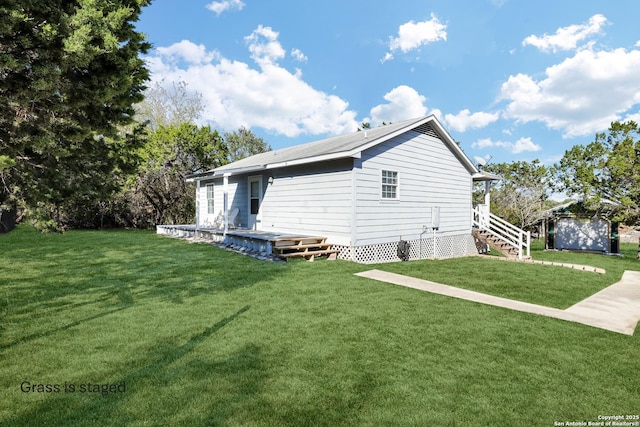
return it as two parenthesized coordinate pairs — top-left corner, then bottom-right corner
(8, 305), (258, 426)
(0, 306), (129, 352)
(0, 227), (286, 347)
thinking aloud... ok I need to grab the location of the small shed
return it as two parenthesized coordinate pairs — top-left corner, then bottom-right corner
(544, 201), (619, 254)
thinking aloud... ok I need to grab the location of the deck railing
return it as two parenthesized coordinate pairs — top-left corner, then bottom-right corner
(472, 205), (530, 259)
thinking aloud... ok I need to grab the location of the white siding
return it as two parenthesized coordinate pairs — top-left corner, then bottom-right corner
(196, 176), (247, 228)
(260, 159), (353, 244)
(215, 175), (247, 227)
(354, 131), (472, 246)
(194, 129), (475, 254)
(196, 179), (216, 227)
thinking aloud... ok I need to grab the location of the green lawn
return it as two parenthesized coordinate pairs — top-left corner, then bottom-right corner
(1, 226), (639, 426)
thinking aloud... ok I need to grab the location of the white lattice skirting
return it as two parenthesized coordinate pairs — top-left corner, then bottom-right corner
(158, 226), (479, 264)
(333, 234), (478, 264)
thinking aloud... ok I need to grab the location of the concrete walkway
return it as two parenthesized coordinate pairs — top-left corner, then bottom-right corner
(354, 270), (640, 335)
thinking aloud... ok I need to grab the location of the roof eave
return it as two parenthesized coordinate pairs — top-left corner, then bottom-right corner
(186, 115), (480, 181)
(186, 164), (268, 181)
(267, 150), (362, 170)
(472, 171), (502, 182)
(426, 116), (479, 175)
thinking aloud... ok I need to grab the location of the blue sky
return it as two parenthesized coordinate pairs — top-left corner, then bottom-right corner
(136, 0), (640, 165)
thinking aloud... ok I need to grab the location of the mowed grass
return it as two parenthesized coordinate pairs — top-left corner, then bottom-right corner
(1, 226), (639, 426)
(383, 239), (640, 309)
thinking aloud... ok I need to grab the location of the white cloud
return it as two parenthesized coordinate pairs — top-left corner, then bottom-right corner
(472, 137), (541, 154)
(522, 14), (607, 53)
(444, 109), (500, 132)
(512, 137), (542, 154)
(291, 48), (308, 62)
(367, 85), (428, 125)
(383, 13), (447, 62)
(623, 111), (640, 123)
(155, 40), (219, 64)
(245, 25), (286, 66)
(500, 47), (640, 137)
(145, 29), (359, 138)
(380, 52), (393, 64)
(472, 138), (501, 150)
(206, 0), (245, 16)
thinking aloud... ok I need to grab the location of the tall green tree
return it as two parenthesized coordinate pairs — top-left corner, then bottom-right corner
(135, 80), (205, 131)
(130, 124), (228, 226)
(482, 160), (553, 230)
(224, 127), (271, 162)
(555, 121), (640, 223)
(0, 0), (151, 230)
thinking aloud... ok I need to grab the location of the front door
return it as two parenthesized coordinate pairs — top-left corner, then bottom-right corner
(248, 176), (263, 230)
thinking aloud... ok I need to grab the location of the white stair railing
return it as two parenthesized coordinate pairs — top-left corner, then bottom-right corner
(472, 206), (530, 259)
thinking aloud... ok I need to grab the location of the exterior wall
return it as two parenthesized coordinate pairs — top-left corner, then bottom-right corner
(554, 217), (610, 252)
(196, 175), (247, 228)
(195, 179), (213, 227)
(196, 159), (353, 244)
(224, 175), (248, 227)
(260, 159), (353, 245)
(192, 128), (478, 263)
(353, 131), (473, 247)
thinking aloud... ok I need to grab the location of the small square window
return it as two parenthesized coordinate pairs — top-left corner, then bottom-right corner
(381, 170), (398, 199)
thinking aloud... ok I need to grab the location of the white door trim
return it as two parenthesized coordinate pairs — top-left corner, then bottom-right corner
(247, 176), (263, 230)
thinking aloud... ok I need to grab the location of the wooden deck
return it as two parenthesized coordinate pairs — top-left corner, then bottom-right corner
(156, 225), (338, 261)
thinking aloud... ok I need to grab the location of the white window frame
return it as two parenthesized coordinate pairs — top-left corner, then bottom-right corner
(206, 183), (215, 214)
(381, 170), (399, 200)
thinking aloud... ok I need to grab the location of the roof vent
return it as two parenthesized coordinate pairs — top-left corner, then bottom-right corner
(413, 122), (440, 140)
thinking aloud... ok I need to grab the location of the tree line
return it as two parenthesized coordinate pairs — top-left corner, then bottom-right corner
(1, 2), (638, 233)
(477, 119), (640, 231)
(0, 2), (269, 232)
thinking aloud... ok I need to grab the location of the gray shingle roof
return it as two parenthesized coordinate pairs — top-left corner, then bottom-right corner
(189, 115), (478, 179)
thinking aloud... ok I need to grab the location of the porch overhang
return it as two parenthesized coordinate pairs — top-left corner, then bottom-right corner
(186, 164), (268, 182)
(187, 151), (364, 182)
(472, 171), (501, 182)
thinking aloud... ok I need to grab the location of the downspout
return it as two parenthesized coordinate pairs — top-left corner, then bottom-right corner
(432, 206), (440, 258)
(350, 159), (359, 262)
(223, 173), (230, 237)
(195, 179), (200, 231)
(420, 226), (429, 259)
(484, 180), (491, 229)
(484, 180), (491, 209)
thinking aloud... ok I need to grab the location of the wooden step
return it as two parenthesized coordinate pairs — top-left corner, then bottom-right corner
(473, 229), (520, 258)
(277, 249), (340, 261)
(272, 237), (327, 247)
(270, 236), (338, 261)
(274, 242), (333, 251)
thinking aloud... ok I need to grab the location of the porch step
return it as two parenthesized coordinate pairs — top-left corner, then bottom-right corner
(271, 236), (339, 261)
(277, 249), (340, 261)
(275, 242), (334, 251)
(473, 229), (528, 260)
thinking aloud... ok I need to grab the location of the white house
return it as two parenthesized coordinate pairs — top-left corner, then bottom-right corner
(161, 115), (515, 263)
